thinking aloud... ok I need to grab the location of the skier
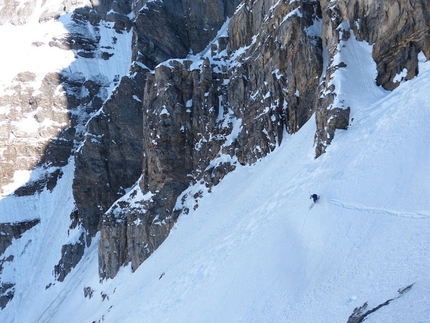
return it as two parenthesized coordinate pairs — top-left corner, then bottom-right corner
(310, 194), (318, 203)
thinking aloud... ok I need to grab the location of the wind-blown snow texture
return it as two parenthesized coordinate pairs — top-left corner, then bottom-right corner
(1, 9), (430, 323)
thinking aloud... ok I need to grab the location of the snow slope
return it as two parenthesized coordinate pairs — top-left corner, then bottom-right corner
(1, 19), (430, 323)
(86, 54), (430, 323)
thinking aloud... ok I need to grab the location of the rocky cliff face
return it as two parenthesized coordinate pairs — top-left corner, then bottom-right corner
(0, 0), (429, 289)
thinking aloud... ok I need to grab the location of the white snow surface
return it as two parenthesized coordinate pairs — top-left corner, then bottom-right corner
(0, 9), (132, 96)
(1, 10), (430, 323)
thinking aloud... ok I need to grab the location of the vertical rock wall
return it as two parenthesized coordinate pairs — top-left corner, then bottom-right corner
(99, 56), (233, 278)
(227, 0), (322, 164)
(87, 0), (242, 279)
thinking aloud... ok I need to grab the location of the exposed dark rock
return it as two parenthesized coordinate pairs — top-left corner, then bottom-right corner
(0, 255), (14, 275)
(97, 0), (429, 278)
(0, 66), (104, 196)
(0, 0), (137, 286)
(14, 168), (64, 196)
(83, 286), (95, 299)
(0, 72), (68, 193)
(227, 0), (322, 163)
(99, 57), (232, 278)
(132, 0), (241, 70)
(315, 106), (350, 157)
(53, 233), (86, 282)
(347, 284), (414, 323)
(72, 64), (148, 247)
(0, 282), (15, 310)
(0, 219), (40, 256)
(334, 0), (430, 90)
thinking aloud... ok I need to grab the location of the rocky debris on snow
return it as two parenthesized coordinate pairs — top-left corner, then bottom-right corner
(347, 284), (414, 323)
(83, 286), (95, 299)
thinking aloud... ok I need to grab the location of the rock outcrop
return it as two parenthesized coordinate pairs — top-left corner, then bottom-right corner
(347, 284), (414, 323)
(315, 0), (430, 155)
(96, 0), (243, 279)
(98, 56), (233, 278)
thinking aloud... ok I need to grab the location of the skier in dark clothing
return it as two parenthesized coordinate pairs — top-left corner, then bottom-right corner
(310, 194), (318, 203)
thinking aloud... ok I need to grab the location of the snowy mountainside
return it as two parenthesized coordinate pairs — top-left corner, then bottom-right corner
(0, 2), (132, 195)
(1, 30), (430, 322)
(0, 0), (134, 309)
(1, 0), (430, 321)
(92, 53), (430, 322)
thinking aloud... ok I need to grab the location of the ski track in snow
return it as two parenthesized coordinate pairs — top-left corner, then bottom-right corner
(330, 199), (430, 220)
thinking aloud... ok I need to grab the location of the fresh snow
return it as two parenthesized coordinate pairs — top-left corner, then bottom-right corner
(1, 7), (430, 323)
(327, 28), (388, 111)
